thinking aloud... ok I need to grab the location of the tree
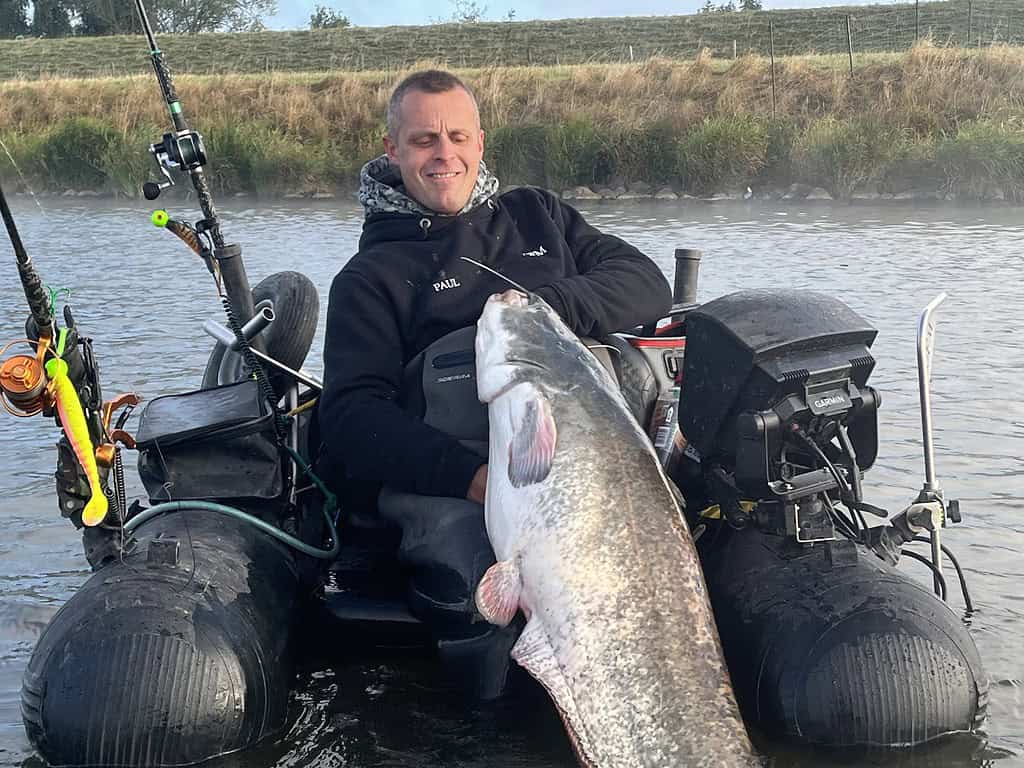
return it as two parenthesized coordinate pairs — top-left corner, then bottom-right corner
(19, 0), (277, 36)
(0, 0), (30, 37)
(31, 0), (74, 36)
(739, 0), (762, 10)
(450, 0), (486, 23)
(150, 0), (278, 33)
(309, 4), (349, 29)
(73, 0), (141, 34)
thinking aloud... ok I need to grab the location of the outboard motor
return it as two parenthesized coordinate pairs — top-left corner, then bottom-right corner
(676, 290), (987, 749)
(680, 290), (880, 539)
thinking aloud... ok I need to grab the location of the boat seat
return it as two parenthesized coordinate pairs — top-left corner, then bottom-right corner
(391, 325), (648, 454)
(604, 334), (661, 428)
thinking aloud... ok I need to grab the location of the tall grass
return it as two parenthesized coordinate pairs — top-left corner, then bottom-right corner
(935, 120), (1024, 200)
(678, 116), (770, 193)
(792, 117), (907, 199)
(2, 44), (1023, 199)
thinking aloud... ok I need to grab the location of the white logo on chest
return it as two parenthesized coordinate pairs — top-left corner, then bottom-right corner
(523, 245), (548, 258)
(433, 277), (462, 292)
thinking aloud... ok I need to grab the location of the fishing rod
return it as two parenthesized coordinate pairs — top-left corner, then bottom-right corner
(1, 182), (53, 343)
(132, 0), (260, 349)
(0, 181), (139, 530)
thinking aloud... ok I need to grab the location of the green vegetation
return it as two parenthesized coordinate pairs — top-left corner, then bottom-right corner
(792, 116), (907, 199)
(1, 44), (1023, 201)
(0, 0), (1021, 80)
(1, 0), (276, 38)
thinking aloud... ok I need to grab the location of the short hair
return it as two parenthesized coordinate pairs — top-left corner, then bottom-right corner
(386, 70), (479, 138)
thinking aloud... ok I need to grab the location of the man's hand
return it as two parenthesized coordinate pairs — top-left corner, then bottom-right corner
(467, 464), (488, 504)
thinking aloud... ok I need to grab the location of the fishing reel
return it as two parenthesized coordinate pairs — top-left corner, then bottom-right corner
(0, 340), (48, 417)
(143, 129), (208, 200)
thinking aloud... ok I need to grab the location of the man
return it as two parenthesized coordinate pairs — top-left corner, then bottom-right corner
(318, 69), (671, 694)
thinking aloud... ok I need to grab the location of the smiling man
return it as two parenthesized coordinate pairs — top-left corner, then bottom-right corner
(318, 70), (670, 695)
(382, 77), (484, 215)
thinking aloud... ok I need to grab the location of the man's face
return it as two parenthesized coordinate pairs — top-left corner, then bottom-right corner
(383, 87), (485, 215)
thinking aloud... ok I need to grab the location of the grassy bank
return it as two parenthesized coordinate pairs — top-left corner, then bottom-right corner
(2, 44), (1023, 201)
(0, 0), (1020, 80)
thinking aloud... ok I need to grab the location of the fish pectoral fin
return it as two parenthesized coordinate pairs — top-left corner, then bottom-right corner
(475, 559), (522, 626)
(507, 386), (557, 488)
(513, 619), (598, 767)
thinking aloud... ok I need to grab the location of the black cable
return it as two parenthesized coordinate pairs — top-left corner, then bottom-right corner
(900, 549), (948, 601)
(219, 295), (286, 439)
(114, 403), (135, 432)
(910, 536), (975, 613)
(853, 505), (869, 538)
(795, 427), (875, 541)
(794, 426), (854, 501)
(823, 494), (861, 542)
(823, 491), (860, 539)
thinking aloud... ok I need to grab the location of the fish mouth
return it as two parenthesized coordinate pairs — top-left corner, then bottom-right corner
(507, 357), (547, 373)
(482, 358), (548, 403)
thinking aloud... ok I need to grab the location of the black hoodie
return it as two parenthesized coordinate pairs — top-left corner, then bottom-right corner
(319, 164), (671, 502)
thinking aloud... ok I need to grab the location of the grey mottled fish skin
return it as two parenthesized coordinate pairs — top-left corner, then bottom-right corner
(476, 293), (758, 768)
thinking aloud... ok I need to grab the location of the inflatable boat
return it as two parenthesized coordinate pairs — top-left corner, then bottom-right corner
(10, 246), (986, 765)
(2, 4), (986, 764)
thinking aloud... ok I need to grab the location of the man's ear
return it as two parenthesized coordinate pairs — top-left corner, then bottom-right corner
(383, 134), (398, 164)
(478, 129), (485, 155)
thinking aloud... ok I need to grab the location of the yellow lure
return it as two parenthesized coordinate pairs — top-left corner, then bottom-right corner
(44, 358), (108, 527)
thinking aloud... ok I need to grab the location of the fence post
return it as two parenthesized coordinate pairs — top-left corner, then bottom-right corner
(846, 15), (854, 76)
(733, 39), (737, 58)
(769, 20), (777, 118)
(967, 0), (973, 47)
(629, 44), (634, 61)
(915, 0), (920, 41)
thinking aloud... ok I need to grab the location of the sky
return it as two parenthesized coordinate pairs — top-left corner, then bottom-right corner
(267, 0), (887, 29)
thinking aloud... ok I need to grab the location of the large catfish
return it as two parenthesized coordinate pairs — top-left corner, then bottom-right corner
(474, 290), (757, 768)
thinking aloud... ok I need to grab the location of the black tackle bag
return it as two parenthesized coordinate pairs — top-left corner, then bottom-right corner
(135, 379), (282, 503)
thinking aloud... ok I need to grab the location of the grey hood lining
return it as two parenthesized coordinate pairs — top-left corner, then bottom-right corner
(358, 155), (500, 219)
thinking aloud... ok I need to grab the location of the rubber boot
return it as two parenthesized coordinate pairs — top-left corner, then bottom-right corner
(436, 616), (524, 701)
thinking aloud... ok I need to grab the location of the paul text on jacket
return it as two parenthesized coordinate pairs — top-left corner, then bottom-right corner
(433, 278), (462, 292)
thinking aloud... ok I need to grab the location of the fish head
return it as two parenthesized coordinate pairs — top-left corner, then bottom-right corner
(476, 290), (576, 404)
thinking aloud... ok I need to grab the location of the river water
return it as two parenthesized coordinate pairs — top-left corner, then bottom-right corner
(0, 197), (1021, 768)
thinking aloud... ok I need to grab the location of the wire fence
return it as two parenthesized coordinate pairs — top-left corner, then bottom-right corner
(0, 0), (1020, 79)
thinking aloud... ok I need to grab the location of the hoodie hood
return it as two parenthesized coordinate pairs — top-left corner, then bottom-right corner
(357, 155), (499, 218)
